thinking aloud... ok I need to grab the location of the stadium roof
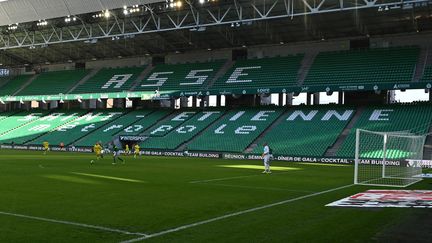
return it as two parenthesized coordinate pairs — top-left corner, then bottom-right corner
(0, 0), (431, 67)
(0, 0), (163, 26)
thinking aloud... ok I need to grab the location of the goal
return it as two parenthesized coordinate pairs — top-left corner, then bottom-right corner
(354, 129), (425, 187)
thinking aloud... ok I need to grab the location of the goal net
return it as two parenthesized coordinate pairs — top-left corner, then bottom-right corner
(354, 129), (425, 187)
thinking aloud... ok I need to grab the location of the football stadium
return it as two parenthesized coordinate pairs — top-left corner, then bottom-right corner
(1, 0), (432, 242)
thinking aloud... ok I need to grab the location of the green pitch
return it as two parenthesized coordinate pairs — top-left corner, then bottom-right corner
(0, 150), (430, 242)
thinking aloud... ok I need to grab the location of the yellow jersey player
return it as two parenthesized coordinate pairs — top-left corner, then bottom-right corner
(92, 143), (103, 164)
(134, 144), (140, 159)
(43, 141), (49, 155)
(125, 144), (130, 155)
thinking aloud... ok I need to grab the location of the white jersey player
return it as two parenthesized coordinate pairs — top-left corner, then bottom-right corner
(262, 143), (271, 174)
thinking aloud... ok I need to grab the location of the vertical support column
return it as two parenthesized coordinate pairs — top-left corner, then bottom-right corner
(429, 89), (432, 102)
(96, 99), (107, 109)
(306, 93), (312, 105)
(313, 93), (320, 105)
(338, 92), (344, 105)
(40, 102), (49, 110)
(180, 97), (188, 108)
(113, 99), (125, 109)
(49, 101), (59, 109)
(278, 93), (283, 106)
(192, 96), (197, 108)
(285, 93), (293, 106)
(80, 100), (89, 109)
(89, 99), (97, 109)
(216, 95), (221, 107)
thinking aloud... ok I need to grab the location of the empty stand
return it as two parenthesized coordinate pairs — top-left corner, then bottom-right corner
(29, 110), (126, 146)
(17, 69), (90, 96)
(76, 110), (154, 147)
(187, 108), (283, 152)
(420, 66), (432, 82)
(337, 104), (432, 158)
(251, 106), (355, 156)
(73, 66), (146, 94)
(212, 55), (303, 90)
(140, 109), (225, 150)
(0, 110), (50, 137)
(304, 47), (420, 86)
(141, 110), (198, 137)
(0, 75), (33, 96)
(118, 109), (173, 136)
(134, 61), (224, 91)
(0, 110), (86, 144)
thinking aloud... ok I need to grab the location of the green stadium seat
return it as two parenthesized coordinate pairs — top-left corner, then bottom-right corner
(73, 67), (146, 94)
(251, 106), (355, 156)
(76, 110), (156, 147)
(420, 66), (432, 83)
(140, 109), (225, 150)
(212, 55), (303, 90)
(304, 47), (420, 86)
(142, 110), (199, 137)
(134, 61), (224, 91)
(187, 108), (283, 152)
(29, 110), (126, 146)
(337, 104), (432, 158)
(0, 110), (87, 144)
(17, 69), (90, 96)
(0, 75), (32, 96)
(0, 110), (50, 138)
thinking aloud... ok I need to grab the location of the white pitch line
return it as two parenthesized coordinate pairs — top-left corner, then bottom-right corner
(199, 182), (316, 193)
(0, 211), (147, 237)
(189, 171), (292, 184)
(122, 184), (353, 243)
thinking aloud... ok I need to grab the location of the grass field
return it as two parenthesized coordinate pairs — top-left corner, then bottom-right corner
(0, 150), (431, 242)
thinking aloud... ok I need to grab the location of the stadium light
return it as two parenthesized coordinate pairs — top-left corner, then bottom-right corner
(64, 15), (77, 23)
(59, 99), (65, 103)
(36, 20), (48, 26)
(0, 99), (4, 105)
(104, 10), (111, 18)
(77, 98), (82, 103)
(97, 98), (102, 102)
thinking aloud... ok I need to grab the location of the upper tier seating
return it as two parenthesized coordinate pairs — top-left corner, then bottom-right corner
(0, 75), (32, 96)
(17, 69), (90, 96)
(251, 106), (355, 156)
(140, 109), (225, 150)
(211, 55), (303, 90)
(72, 66), (146, 94)
(420, 66), (432, 82)
(304, 47), (420, 86)
(134, 61), (224, 91)
(187, 108), (283, 152)
(337, 104), (432, 158)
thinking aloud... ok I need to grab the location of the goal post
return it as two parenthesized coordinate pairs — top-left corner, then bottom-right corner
(354, 129), (425, 187)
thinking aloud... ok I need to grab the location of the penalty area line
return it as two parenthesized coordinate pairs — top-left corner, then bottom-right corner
(122, 184), (353, 243)
(0, 211), (148, 237)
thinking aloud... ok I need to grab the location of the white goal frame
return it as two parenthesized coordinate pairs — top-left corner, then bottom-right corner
(354, 129), (425, 187)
